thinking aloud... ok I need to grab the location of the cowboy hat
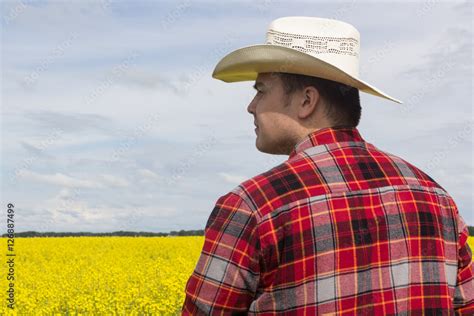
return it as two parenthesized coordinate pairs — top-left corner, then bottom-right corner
(212, 16), (402, 104)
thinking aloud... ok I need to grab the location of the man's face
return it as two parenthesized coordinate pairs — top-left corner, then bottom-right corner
(247, 73), (300, 155)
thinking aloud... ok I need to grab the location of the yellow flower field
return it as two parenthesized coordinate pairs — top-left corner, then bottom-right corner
(468, 236), (474, 259)
(0, 236), (204, 315)
(0, 236), (473, 315)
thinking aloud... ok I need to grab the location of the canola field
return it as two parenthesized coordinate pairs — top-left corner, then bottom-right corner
(0, 236), (473, 315)
(0, 236), (204, 315)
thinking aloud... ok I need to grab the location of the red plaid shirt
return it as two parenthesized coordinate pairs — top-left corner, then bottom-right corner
(182, 127), (474, 315)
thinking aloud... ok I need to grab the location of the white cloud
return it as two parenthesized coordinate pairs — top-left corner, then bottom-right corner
(17, 170), (130, 189)
(137, 168), (161, 181)
(98, 174), (130, 188)
(18, 170), (103, 189)
(2, 1), (472, 232)
(20, 188), (180, 232)
(218, 172), (248, 185)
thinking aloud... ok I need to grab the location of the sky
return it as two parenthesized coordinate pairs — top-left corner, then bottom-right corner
(0, 0), (472, 234)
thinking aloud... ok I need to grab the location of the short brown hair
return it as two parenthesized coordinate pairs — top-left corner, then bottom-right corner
(275, 72), (361, 127)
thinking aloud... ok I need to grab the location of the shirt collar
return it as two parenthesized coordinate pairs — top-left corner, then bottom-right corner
(288, 126), (365, 160)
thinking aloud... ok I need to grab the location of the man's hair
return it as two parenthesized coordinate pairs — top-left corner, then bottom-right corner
(275, 72), (362, 127)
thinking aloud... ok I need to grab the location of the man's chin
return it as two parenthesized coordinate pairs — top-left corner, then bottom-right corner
(256, 139), (289, 155)
(255, 138), (271, 154)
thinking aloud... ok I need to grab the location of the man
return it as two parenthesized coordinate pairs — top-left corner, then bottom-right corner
(182, 16), (473, 315)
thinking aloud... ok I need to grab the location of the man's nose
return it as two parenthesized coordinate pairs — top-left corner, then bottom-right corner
(247, 98), (256, 114)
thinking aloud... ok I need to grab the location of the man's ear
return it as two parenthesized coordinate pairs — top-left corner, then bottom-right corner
(297, 86), (320, 119)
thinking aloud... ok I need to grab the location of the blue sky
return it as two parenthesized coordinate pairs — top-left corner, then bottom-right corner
(1, 0), (472, 233)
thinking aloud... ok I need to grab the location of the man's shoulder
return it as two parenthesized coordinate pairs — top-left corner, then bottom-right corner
(368, 144), (446, 190)
(218, 143), (453, 218)
(222, 161), (301, 217)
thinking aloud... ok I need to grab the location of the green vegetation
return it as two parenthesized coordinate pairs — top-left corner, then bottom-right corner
(1, 229), (204, 238)
(4, 227), (473, 238)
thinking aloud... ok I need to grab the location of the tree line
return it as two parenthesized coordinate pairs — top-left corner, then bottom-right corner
(1, 229), (204, 238)
(2, 227), (474, 238)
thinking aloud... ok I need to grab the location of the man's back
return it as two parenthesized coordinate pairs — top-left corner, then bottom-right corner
(183, 127), (473, 315)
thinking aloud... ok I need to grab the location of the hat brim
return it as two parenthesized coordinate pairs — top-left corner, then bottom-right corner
(212, 44), (402, 104)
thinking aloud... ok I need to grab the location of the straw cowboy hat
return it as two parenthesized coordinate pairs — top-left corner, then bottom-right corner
(212, 16), (402, 104)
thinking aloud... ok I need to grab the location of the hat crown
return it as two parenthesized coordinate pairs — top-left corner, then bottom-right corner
(265, 16), (361, 77)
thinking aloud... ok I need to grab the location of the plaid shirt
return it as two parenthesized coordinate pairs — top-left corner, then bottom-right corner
(182, 127), (474, 315)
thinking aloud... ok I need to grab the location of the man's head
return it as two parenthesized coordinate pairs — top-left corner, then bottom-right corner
(247, 72), (361, 155)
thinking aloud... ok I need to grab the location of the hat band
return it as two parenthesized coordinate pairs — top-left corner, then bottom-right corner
(266, 29), (359, 57)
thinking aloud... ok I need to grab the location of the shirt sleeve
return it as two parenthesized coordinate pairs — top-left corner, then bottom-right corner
(453, 211), (474, 315)
(182, 192), (261, 315)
